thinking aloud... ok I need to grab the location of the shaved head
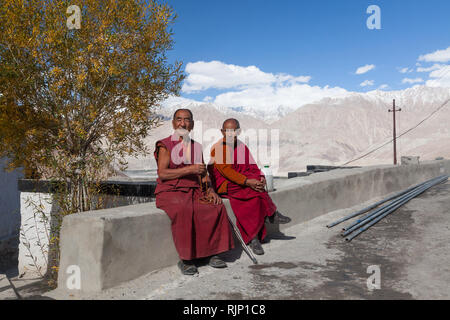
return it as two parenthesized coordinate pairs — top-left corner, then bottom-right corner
(222, 118), (240, 130)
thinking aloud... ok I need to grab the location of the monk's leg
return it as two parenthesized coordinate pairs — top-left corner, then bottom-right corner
(155, 190), (196, 260)
(258, 191), (277, 218)
(225, 194), (265, 244)
(226, 190), (277, 244)
(192, 190), (234, 259)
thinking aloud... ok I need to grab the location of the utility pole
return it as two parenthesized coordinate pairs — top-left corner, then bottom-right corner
(388, 99), (401, 165)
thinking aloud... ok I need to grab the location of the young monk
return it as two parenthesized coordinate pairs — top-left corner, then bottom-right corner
(209, 118), (291, 255)
(154, 109), (234, 275)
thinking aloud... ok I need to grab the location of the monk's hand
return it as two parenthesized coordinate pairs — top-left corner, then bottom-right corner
(260, 176), (266, 187)
(246, 179), (265, 192)
(190, 164), (206, 175)
(208, 189), (222, 205)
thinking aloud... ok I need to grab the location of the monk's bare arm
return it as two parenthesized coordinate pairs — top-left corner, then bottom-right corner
(156, 145), (206, 181)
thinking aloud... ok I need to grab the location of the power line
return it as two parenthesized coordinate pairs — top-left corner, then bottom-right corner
(341, 98), (450, 166)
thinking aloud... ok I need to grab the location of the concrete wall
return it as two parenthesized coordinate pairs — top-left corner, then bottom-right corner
(58, 203), (177, 292)
(57, 160), (450, 293)
(17, 190), (153, 277)
(0, 158), (23, 271)
(269, 160), (450, 227)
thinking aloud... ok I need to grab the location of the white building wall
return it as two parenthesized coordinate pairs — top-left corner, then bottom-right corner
(19, 192), (53, 276)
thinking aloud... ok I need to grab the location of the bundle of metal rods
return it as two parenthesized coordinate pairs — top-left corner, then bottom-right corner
(326, 174), (449, 241)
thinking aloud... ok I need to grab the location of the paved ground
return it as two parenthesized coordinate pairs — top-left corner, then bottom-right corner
(0, 272), (53, 300)
(3, 180), (450, 300)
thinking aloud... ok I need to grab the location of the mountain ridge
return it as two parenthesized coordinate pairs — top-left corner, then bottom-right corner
(125, 86), (450, 173)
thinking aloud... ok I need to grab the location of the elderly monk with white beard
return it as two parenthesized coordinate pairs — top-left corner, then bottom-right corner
(154, 109), (234, 275)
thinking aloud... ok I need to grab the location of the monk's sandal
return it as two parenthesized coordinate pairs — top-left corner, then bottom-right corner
(209, 255), (227, 268)
(178, 260), (198, 275)
(268, 211), (291, 224)
(249, 238), (264, 255)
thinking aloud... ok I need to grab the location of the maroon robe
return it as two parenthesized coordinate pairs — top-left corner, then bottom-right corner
(209, 140), (277, 244)
(154, 135), (234, 260)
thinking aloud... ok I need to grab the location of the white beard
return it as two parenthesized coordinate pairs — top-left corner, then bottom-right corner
(174, 128), (191, 140)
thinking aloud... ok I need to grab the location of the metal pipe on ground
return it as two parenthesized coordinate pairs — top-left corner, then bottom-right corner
(344, 175), (449, 241)
(341, 175), (446, 233)
(327, 175), (447, 228)
(341, 175), (448, 237)
(342, 181), (433, 237)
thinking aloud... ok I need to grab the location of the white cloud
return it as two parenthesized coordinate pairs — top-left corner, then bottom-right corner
(276, 74), (312, 84)
(378, 84), (389, 90)
(418, 47), (450, 63)
(182, 60), (311, 93)
(402, 78), (424, 84)
(425, 65), (450, 87)
(213, 84), (349, 111)
(360, 80), (375, 87)
(416, 64), (445, 72)
(178, 60), (349, 111)
(414, 47), (450, 87)
(399, 67), (413, 74)
(355, 64), (375, 75)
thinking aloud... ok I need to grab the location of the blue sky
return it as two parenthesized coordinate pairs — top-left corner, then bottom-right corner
(162, 0), (450, 109)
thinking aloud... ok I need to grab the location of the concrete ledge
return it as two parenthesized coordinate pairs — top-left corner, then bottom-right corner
(271, 160), (450, 230)
(58, 203), (178, 292)
(57, 160), (450, 293)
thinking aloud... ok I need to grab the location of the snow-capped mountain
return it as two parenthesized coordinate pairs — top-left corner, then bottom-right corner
(271, 86), (450, 172)
(161, 86), (450, 122)
(160, 100), (294, 123)
(125, 86), (450, 174)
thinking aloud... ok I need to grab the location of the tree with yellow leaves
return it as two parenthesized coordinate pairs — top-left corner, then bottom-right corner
(0, 0), (184, 285)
